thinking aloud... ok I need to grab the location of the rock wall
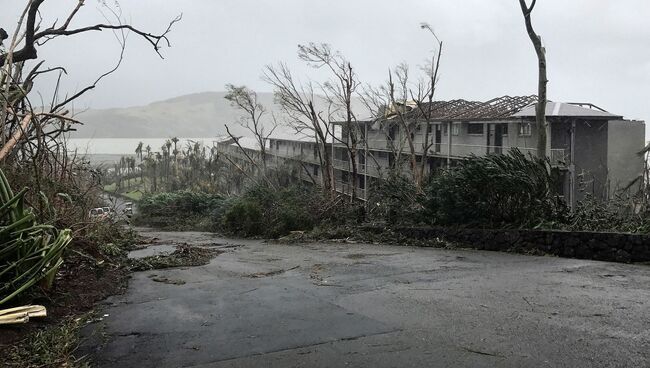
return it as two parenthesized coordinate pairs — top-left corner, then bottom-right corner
(394, 227), (650, 263)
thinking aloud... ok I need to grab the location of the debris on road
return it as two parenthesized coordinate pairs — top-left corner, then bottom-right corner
(149, 275), (187, 285)
(245, 266), (299, 278)
(129, 244), (223, 271)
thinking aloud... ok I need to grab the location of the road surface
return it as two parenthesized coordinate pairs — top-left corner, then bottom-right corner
(81, 229), (650, 367)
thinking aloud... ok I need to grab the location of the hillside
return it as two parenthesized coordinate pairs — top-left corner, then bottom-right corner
(72, 91), (368, 139)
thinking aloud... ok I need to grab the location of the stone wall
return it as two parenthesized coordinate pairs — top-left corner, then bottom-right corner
(393, 226), (650, 263)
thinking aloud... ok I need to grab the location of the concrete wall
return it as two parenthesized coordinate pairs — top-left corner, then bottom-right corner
(607, 120), (645, 195)
(387, 226), (650, 263)
(573, 120), (609, 199)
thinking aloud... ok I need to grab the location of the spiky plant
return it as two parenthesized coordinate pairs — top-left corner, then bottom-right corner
(0, 169), (72, 305)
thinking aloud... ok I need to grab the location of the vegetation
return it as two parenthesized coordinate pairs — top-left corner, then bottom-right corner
(0, 169), (73, 306)
(0, 0), (180, 364)
(135, 191), (224, 231)
(423, 150), (566, 228)
(129, 244), (222, 272)
(221, 183), (320, 238)
(107, 140), (228, 198)
(367, 173), (420, 225)
(4, 313), (94, 368)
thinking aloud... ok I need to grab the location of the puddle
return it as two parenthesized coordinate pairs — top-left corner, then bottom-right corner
(128, 244), (177, 259)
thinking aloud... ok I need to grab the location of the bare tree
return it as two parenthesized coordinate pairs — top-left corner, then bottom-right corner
(413, 23), (443, 184)
(359, 24), (443, 190)
(298, 43), (361, 200)
(387, 65), (420, 185)
(0, 0), (180, 165)
(359, 78), (408, 173)
(0, 0), (181, 68)
(518, 0), (548, 159)
(224, 84), (277, 169)
(263, 63), (335, 197)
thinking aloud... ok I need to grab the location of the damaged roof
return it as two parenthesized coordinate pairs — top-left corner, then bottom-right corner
(392, 95), (538, 121)
(378, 96), (623, 122)
(511, 101), (622, 119)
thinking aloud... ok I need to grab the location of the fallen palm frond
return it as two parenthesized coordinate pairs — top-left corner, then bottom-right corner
(0, 168), (72, 306)
(0, 305), (46, 324)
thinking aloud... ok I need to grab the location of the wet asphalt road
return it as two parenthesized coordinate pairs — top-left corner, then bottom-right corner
(81, 229), (650, 367)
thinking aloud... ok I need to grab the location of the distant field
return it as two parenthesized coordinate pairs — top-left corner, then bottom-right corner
(104, 177), (147, 201)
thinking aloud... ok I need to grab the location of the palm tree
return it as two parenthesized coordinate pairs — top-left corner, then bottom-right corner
(135, 141), (144, 162)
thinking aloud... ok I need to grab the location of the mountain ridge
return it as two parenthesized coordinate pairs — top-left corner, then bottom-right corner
(72, 91), (368, 139)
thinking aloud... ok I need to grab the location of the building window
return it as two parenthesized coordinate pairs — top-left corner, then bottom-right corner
(342, 171), (349, 183)
(467, 123), (484, 135)
(502, 124), (509, 136)
(519, 123), (532, 136)
(313, 165), (318, 176)
(451, 123), (460, 136)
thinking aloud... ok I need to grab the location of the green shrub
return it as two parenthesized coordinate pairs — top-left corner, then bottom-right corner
(423, 150), (567, 228)
(367, 173), (420, 224)
(136, 191), (224, 230)
(0, 169), (72, 305)
(222, 200), (263, 236)
(138, 191), (223, 217)
(220, 183), (319, 238)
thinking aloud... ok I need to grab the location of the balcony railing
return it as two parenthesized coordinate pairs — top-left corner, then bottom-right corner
(334, 180), (367, 200)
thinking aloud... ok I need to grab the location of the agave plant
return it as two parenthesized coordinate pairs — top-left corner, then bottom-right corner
(0, 169), (72, 305)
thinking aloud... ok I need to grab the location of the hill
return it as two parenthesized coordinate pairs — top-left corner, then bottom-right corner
(72, 91), (368, 139)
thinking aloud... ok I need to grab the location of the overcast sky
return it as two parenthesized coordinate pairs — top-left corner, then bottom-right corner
(3, 0), (649, 132)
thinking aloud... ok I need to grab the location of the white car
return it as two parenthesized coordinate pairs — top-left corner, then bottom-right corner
(89, 207), (108, 220)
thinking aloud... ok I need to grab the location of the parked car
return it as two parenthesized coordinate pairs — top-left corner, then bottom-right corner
(123, 202), (133, 218)
(89, 207), (108, 220)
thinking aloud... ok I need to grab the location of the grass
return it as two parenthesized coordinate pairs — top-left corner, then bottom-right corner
(104, 177), (147, 201)
(102, 182), (117, 192)
(4, 314), (94, 368)
(123, 190), (143, 201)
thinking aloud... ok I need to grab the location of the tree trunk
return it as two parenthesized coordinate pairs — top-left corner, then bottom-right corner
(519, 0), (548, 159)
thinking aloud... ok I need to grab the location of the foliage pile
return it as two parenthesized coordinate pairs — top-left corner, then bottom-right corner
(423, 150), (567, 228)
(0, 170), (72, 306)
(129, 244), (222, 271)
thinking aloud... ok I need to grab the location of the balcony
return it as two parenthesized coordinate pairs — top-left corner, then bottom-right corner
(429, 144), (568, 166)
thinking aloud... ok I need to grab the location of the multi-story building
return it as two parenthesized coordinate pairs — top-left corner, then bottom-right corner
(218, 96), (645, 206)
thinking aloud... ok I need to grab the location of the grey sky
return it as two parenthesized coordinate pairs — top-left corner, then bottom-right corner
(3, 0), (650, 135)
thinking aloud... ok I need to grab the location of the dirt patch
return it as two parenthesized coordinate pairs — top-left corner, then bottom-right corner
(128, 244), (223, 271)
